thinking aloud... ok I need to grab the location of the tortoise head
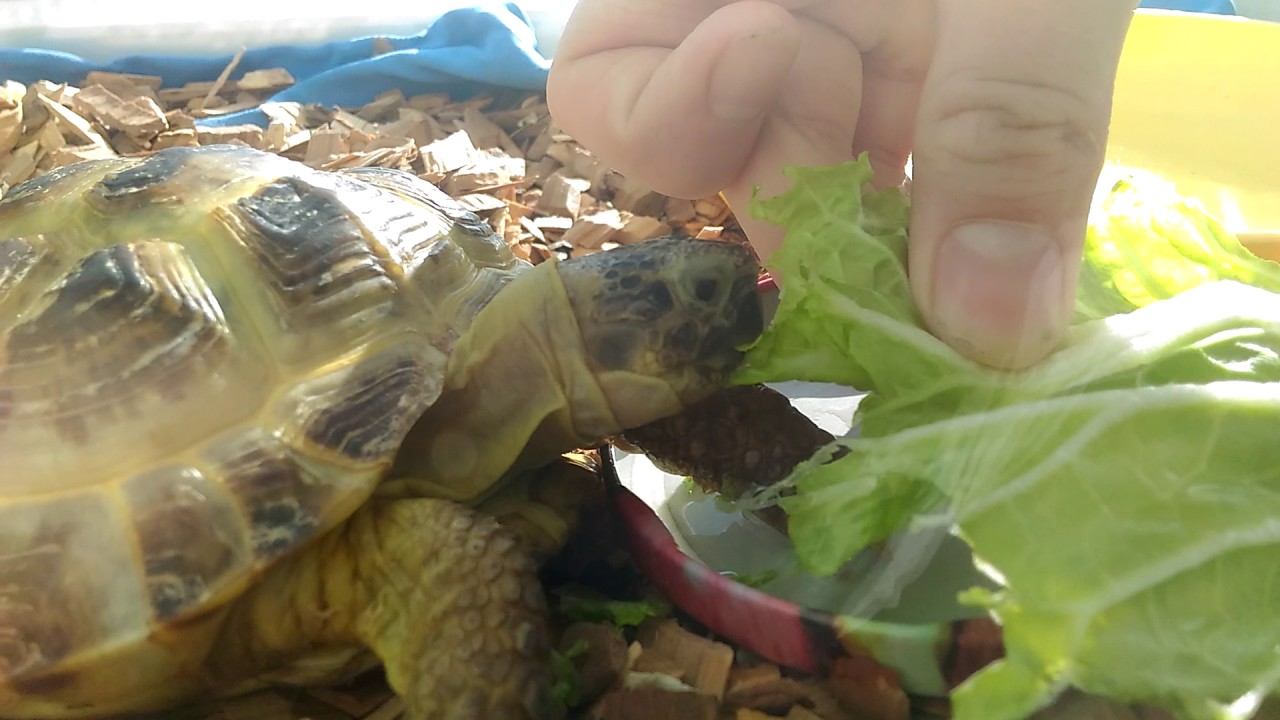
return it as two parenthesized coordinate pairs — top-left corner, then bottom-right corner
(557, 236), (764, 427)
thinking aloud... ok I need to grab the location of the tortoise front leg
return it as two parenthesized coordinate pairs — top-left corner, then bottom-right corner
(206, 498), (558, 720)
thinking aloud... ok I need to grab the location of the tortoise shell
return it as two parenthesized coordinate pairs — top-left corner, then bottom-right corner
(0, 144), (526, 676)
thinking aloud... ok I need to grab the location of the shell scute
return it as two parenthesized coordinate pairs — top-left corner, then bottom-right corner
(292, 346), (435, 463)
(0, 159), (127, 211)
(209, 430), (333, 561)
(0, 239), (260, 495)
(123, 464), (253, 621)
(220, 175), (401, 367)
(204, 340), (442, 569)
(86, 146), (196, 212)
(83, 144), (297, 216)
(333, 166), (524, 351)
(0, 491), (148, 678)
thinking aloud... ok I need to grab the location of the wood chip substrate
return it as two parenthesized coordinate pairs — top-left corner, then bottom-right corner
(0, 67), (751, 269)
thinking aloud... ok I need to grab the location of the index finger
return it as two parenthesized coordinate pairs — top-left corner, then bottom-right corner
(547, 0), (803, 199)
(553, 0), (724, 59)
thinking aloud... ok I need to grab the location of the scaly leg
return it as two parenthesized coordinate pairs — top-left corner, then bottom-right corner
(206, 497), (558, 720)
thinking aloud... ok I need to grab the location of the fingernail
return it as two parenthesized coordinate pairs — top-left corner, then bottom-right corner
(928, 221), (1069, 369)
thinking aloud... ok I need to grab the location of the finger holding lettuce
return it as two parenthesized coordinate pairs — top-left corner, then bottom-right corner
(548, 0), (1140, 370)
(732, 155), (1280, 720)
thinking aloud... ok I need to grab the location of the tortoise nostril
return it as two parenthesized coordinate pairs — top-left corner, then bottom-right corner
(694, 277), (718, 303)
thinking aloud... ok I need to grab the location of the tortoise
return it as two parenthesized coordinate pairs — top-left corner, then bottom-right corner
(0, 144), (765, 720)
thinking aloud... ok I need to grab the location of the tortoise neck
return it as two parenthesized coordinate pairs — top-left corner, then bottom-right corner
(387, 260), (619, 499)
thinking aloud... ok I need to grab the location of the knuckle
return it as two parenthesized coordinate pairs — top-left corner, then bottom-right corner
(919, 76), (1107, 199)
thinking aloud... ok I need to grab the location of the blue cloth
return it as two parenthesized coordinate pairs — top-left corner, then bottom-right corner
(1139, 0), (1236, 13)
(0, 2), (550, 128)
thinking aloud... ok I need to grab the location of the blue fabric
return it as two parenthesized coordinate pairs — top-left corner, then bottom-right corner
(0, 2), (550, 128)
(1139, 0), (1236, 13)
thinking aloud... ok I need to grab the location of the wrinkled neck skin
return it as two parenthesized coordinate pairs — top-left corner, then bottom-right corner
(387, 259), (688, 502)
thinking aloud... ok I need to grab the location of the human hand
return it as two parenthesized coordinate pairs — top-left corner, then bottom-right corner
(547, 0), (1139, 369)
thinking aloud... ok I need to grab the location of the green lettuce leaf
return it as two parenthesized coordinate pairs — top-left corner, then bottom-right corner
(731, 162), (985, 400)
(732, 154), (1280, 720)
(1076, 169), (1280, 321)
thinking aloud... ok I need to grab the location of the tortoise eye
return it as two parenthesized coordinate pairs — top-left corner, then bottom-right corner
(694, 277), (718, 303)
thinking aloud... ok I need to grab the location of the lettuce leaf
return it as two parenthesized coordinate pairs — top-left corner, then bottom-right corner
(1076, 169), (1280, 321)
(732, 155), (1280, 720)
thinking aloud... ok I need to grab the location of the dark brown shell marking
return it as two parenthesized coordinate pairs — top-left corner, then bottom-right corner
(124, 465), (252, 621)
(2, 241), (233, 446)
